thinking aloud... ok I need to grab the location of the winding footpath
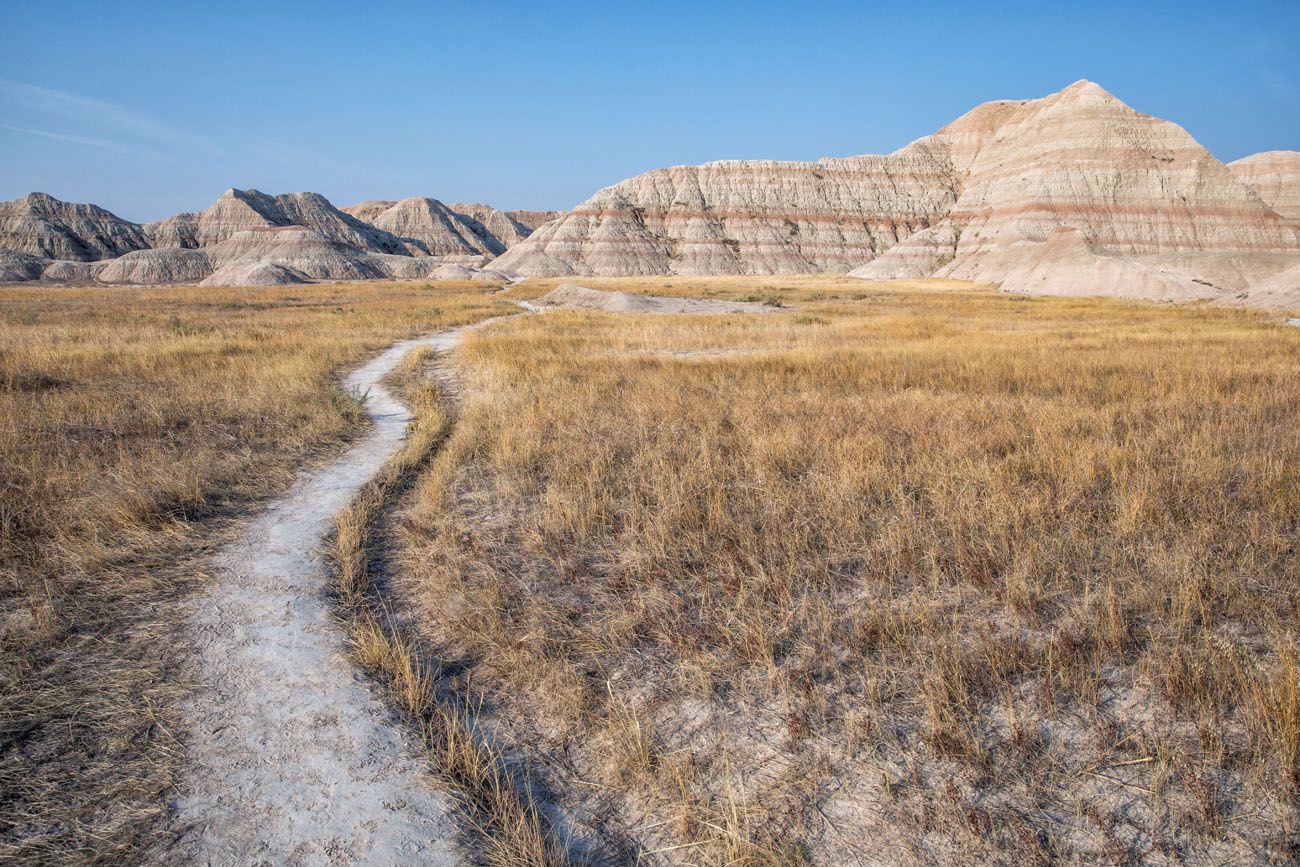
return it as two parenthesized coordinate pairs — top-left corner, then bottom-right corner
(177, 327), (481, 866)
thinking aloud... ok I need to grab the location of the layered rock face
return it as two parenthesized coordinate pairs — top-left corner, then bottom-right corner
(96, 248), (213, 284)
(492, 152), (958, 277)
(342, 199), (550, 258)
(953, 228), (1215, 300)
(207, 227), (387, 281)
(447, 203), (540, 251)
(142, 213), (200, 249)
(0, 192), (149, 261)
(0, 248), (48, 282)
(40, 260), (96, 283)
(0, 189), (529, 285)
(201, 261), (310, 288)
(505, 209), (562, 233)
(360, 197), (497, 259)
(7, 82), (1296, 302)
(494, 81), (1299, 304)
(1228, 151), (1300, 227)
(853, 82), (1299, 297)
(194, 189), (408, 254)
(339, 200), (398, 224)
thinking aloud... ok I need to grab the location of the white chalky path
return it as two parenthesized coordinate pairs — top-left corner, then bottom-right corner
(177, 327), (474, 866)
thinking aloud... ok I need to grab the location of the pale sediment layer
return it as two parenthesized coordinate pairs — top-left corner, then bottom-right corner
(495, 81), (1300, 305)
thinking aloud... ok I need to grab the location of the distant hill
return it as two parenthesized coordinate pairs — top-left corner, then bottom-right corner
(0, 189), (536, 286)
(3, 82), (1298, 306)
(492, 81), (1300, 305)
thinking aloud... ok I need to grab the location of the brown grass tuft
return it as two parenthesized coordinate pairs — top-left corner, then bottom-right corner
(392, 276), (1300, 864)
(0, 280), (510, 862)
(327, 347), (566, 865)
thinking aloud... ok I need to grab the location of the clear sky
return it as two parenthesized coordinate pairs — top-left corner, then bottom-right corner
(1, 0), (1296, 222)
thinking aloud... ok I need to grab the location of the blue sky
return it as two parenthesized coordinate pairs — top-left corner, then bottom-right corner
(1, 0), (1296, 221)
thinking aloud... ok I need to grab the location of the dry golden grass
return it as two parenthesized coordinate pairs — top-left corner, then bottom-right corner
(329, 347), (564, 865)
(389, 276), (1300, 864)
(0, 280), (511, 864)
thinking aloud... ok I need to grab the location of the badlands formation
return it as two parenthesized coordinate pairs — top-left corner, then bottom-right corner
(0, 189), (535, 286)
(494, 81), (1300, 306)
(0, 81), (1297, 305)
(340, 199), (561, 257)
(0, 192), (149, 261)
(341, 197), (506, 259)
(1228, 150), (1300, 228)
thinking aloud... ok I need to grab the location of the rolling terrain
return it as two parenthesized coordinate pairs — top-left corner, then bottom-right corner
(388, 277), (1300, 864)
(2, 82), (1298, 307)
(0, 191), (539, 286)
(494, 82), (1300, 306)
(2, 71), (1300, 867)
(3, 275), (1298, 863)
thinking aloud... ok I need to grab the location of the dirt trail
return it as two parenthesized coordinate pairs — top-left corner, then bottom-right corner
(176, 328), (476, 866)
(174, 294), (764, 863)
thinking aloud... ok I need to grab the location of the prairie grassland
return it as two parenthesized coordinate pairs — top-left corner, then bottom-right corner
(392, 277), (1300, 864)
(0, 280), (510, 863)
(331, 348), (561, 865)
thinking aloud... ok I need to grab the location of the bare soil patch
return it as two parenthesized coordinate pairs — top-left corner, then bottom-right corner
(534, 283), (779, 315)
